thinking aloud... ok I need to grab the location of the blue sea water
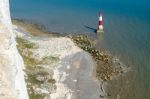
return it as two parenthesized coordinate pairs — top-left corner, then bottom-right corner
(10, 0), (150, 98)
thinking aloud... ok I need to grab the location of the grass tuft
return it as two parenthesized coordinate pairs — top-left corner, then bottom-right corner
(16, 37), (37, 49)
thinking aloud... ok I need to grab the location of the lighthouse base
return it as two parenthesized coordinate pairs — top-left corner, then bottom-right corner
(96, 29), (104, 33)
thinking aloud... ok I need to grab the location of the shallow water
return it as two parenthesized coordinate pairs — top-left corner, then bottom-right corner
(10, 0), (150, 98)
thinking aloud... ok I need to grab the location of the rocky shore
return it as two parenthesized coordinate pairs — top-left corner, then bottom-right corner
(69, 35), (124, 81)
(13, 23), (105, 99)
(12, 19), (126, 99)
(1, 0), (126, 99)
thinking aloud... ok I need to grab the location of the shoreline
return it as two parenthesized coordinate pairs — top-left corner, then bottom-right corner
(12, 19), (63, 37)
(13, 19), (126, 99)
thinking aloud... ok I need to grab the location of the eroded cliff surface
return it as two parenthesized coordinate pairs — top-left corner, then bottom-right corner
(0, 0), (28, 99)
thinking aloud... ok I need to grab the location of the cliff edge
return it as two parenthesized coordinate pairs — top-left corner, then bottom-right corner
(0, 0), (28, 99)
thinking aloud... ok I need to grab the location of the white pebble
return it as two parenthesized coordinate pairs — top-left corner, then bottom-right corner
(67, 66), (70, 69)
(73, 80), (77, 82)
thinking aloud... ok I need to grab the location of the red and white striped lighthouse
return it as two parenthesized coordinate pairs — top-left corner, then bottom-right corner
(97, 12), (103, 33)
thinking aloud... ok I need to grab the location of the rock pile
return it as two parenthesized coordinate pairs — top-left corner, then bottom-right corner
(70, 35), (123, 81)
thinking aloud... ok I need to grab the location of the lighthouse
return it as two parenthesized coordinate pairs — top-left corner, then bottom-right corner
(97, 12), (103, 33)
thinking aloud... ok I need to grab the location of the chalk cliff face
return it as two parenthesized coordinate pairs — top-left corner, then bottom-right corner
(0, 0), (28, 99)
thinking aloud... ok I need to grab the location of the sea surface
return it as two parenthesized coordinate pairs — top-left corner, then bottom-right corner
(10, 0), (150, 99)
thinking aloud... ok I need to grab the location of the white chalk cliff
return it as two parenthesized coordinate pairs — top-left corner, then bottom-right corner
(0, 0), (28, 99)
